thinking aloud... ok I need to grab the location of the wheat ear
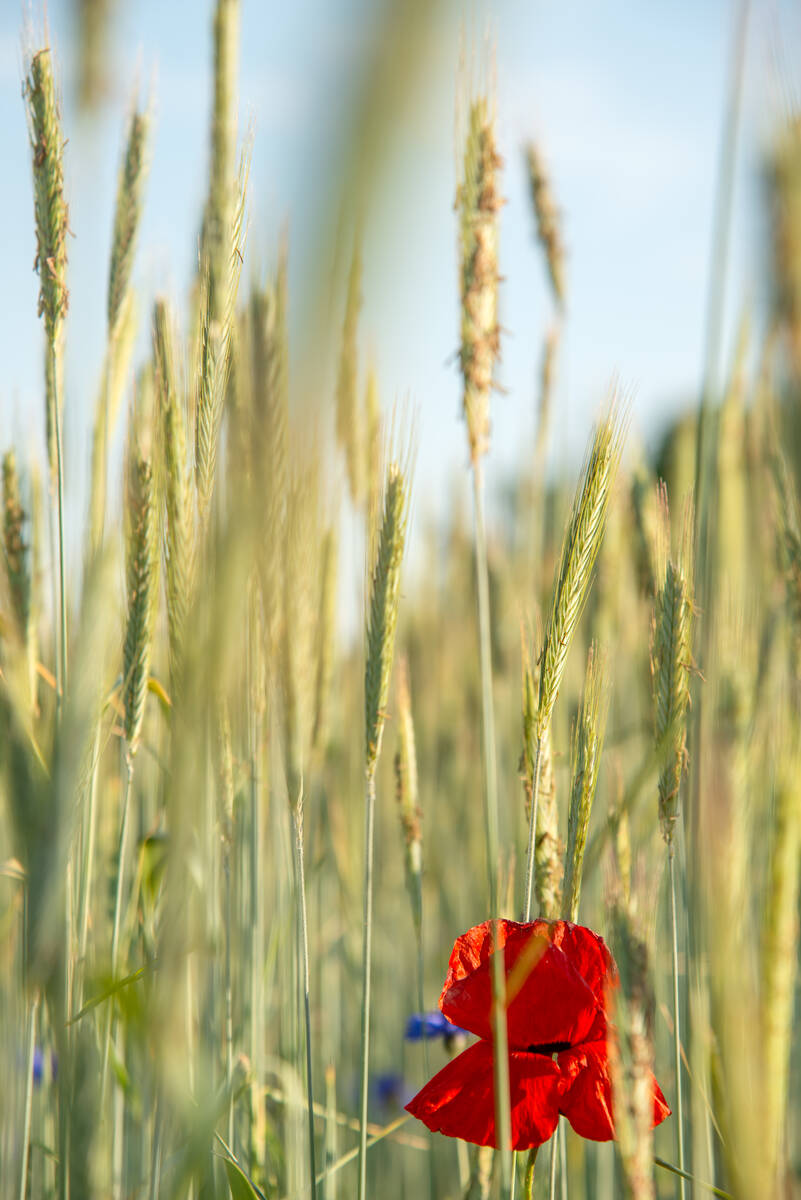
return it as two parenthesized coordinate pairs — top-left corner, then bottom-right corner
(359, 459), (409, 1200)
(564, 644), (609, 922)
(153, 299), (195, 694)
(459, 98), (503, 464)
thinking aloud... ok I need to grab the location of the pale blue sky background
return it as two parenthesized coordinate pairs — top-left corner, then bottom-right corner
(0, 0), (794, 545)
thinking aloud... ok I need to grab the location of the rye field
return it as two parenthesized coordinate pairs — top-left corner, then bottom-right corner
(1, 2), (800, 1198)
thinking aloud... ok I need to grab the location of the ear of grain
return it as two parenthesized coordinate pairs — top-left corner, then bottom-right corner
(24, 47), (69, 346)
(88, 288), (139, 550)
(153, 298), (196, 694)
(564, 644), (609, 922)
(538, 401), (625, 735)
(195, 147), (249, 528)
(365, 462), (408, 777)
(312, 525), (338, 756)
(630, 460), (658, 598)
(281, 464), (319, 806)
(3, 452), (32, 650)
(651, 489), (694, 844)
(123, 443), (158, 757)
(533, 322), (559, 484)
(335, 239), (365, 505)
(250, 252), (288, 656)
(364, 366), (382, 520)
(201, 0), (240, 304)
(458, 97), (502, 464)
(524, 141), (565, 309)
(107, 102), (150, 337)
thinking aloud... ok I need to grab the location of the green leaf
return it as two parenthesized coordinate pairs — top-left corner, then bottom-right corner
(224, 1158), (263, 1200)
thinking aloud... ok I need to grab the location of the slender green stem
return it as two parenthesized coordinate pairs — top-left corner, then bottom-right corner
(654, 1156), (733, 1199)
(102, 756), (134, 1107)
(76, 722), (101, 1011)
(523, 1148), (538, 1200)
(293, 796), (317, 1200)
(357, 769), (377, 1200)
(325, 1114), (412, 1189)
(548, 1121), (559, 1200)
(687, 8), (749, 1188)
(669, 846), (686, 1200)
(224, 833), (234, 1151)
(148, 1097), (163, 1200)
(416, 932), (429, 1082)
(323, 1063), (337, 1200)
(523, 736), (543, 923)
(50, 339), (68, 713)
(416, 927), (436, 1200)
(19, 992), (38, 1200)
(471, 462), (512, 1198)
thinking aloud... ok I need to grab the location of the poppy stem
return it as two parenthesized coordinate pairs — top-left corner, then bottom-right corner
(668, 844), (686, 1199)
(523, 735), (543, 922)
(523, 1147), (538, 1200)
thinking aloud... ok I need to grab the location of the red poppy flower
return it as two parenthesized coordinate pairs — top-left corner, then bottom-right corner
(405, 919), (671, 1150)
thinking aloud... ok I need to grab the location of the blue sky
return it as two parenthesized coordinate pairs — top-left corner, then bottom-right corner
(0, 0), (788, 543)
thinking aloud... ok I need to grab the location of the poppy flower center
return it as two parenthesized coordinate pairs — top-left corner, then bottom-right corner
(526, 1040), (572, 1057)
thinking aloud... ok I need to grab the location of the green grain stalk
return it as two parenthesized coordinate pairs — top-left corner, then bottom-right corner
(564, 645), (609, 922)
(359, 461), (408, 1200)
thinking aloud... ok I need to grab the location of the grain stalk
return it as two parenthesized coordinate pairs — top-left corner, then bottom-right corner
(195, 148), (249, 532)
(281, 469), (320, 1200)
(336, 241), (365, 506)
(521, 408), (622, 1200)
(393, 657), (427, 1074)
(24, 44), (69, 714)
(312, 527), (338, 756)
(651, 485), (694, 1198)
(202, 0), (240, 306)
(103, 442), (158, 1111)
(524, 141), (565, 309)
(359, 461), (408, 1200)
(523, 403), (624, 923)
(458, 93), (513, 1194)
(153, 299), (195, 694)
(91, 99), (150, 550)
(563, 645), (609, 922)
(3, 453), (36, 709)
(609, 901), (658, 1200)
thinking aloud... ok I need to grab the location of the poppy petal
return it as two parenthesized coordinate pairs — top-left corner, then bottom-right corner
(652, 1075), (672, 1127)
(547, 923), (617, 1003)
(405, 1040), (563, 1151)
(440, 923), (599, 1049)
(557, 1040), (673, 1140)
(557, 1040), (615, 1141)
(441, 920), (548, 992)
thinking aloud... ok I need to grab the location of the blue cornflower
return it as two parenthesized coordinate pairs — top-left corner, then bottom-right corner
(374, 1072), (409, 1109)
(405, 1011), (469, 1042)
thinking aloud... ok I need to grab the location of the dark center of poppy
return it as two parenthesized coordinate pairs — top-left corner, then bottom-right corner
(526, 1040), (572, 1056)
